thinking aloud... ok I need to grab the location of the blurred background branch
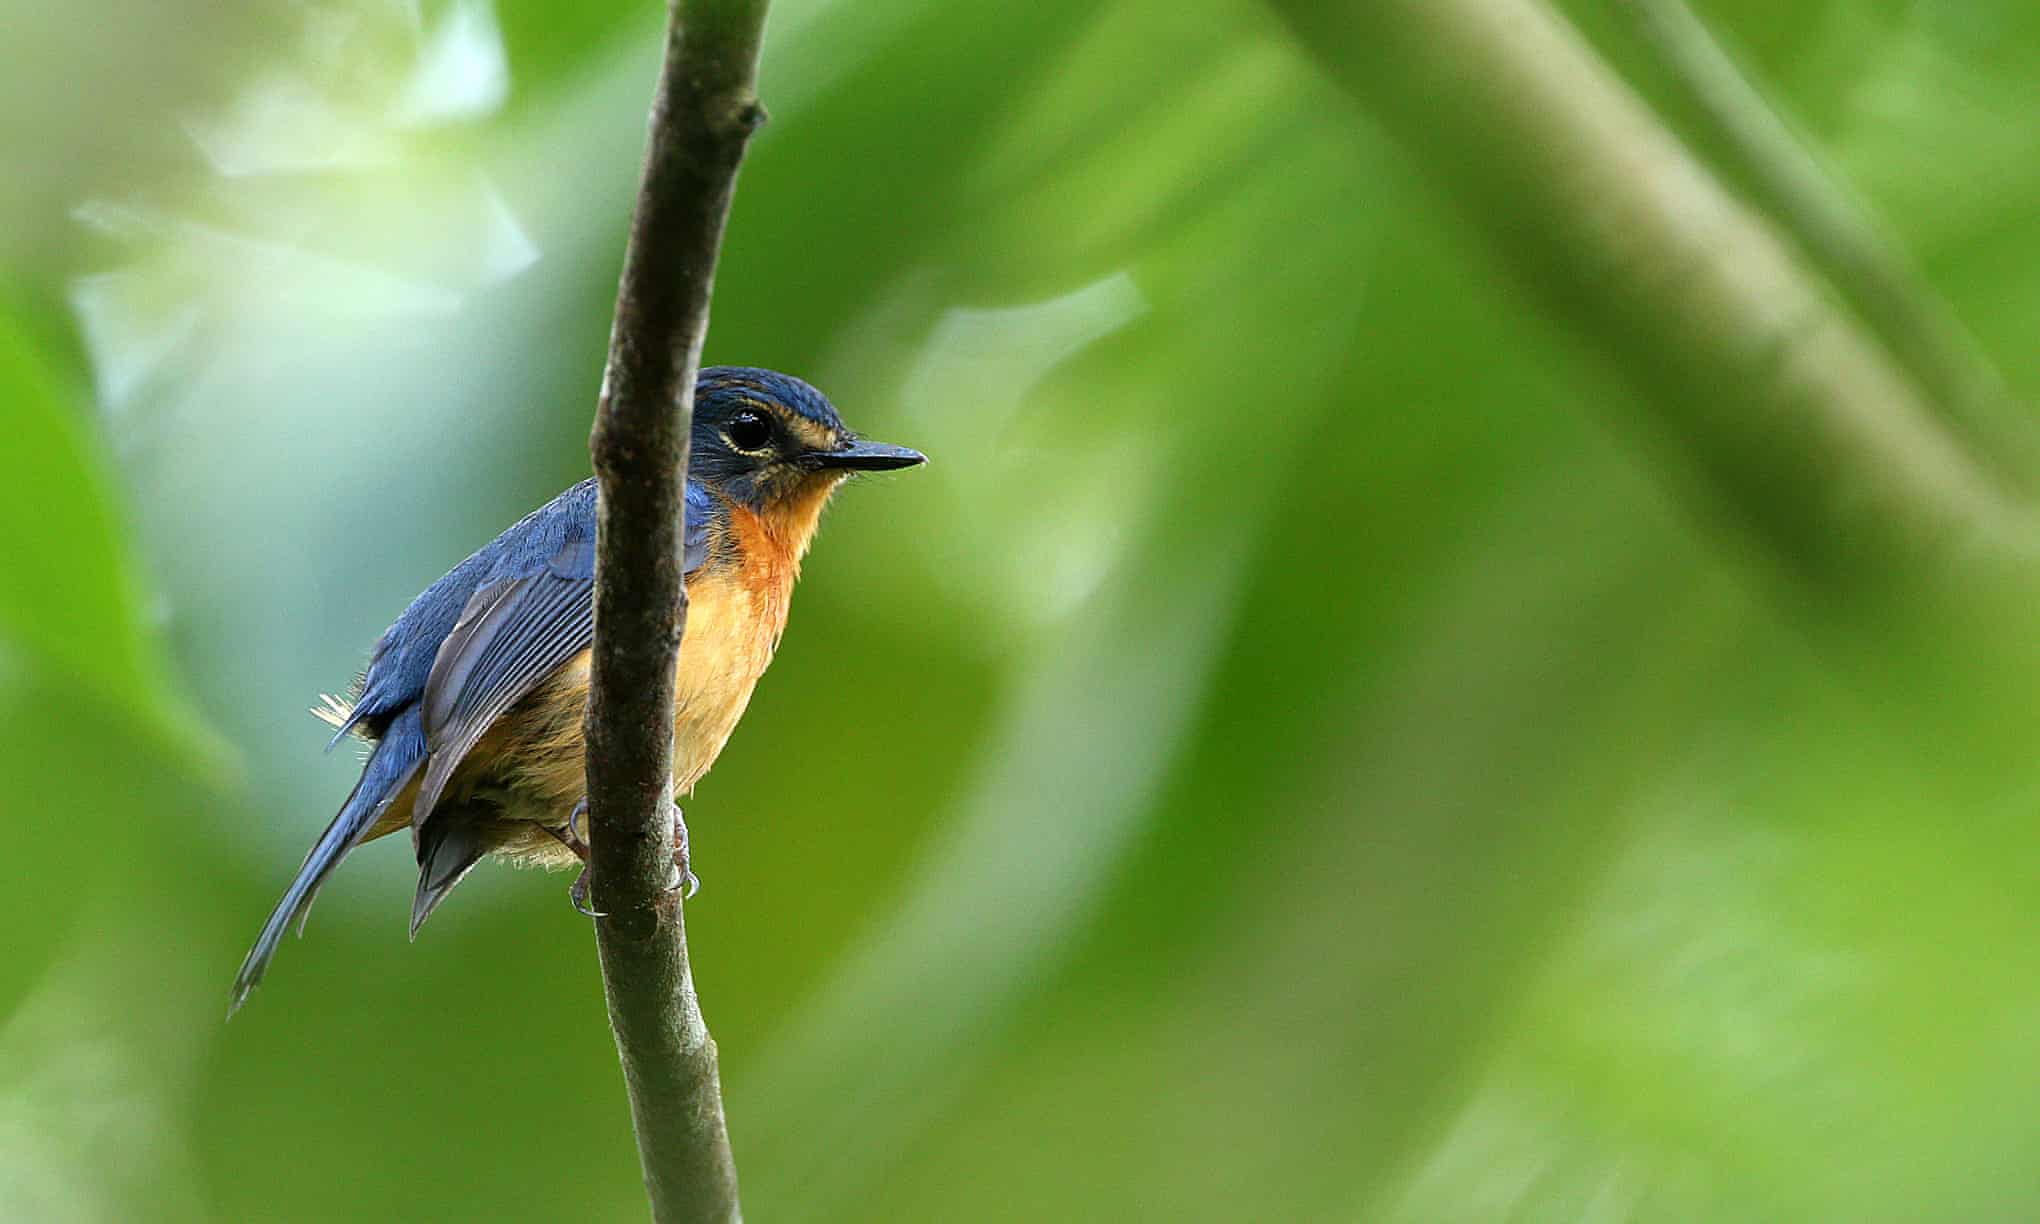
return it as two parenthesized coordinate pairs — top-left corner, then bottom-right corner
(1627, 0), (2040, 497)
(1268, 0), (2027, 603)
(586, 0), (768, 1219)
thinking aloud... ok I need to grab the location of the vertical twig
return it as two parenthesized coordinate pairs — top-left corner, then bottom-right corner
(585, 0), (770, 1220)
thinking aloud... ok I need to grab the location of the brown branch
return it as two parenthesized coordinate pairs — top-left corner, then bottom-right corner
(585, 0), (769, 1220)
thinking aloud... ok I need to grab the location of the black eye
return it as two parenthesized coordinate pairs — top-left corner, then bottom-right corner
(726, 409), (772, 452)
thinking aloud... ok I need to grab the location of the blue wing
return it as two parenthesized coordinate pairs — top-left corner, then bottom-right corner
(406, 480), (715, 830)
(231, 478), (716, 1010)
(333, 480), (714, 744)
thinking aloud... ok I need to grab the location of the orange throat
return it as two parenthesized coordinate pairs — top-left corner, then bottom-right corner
(744, 470), (849, 576)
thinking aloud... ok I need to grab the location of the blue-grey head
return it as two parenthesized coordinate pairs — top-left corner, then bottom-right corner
(690, 367), (924, 517)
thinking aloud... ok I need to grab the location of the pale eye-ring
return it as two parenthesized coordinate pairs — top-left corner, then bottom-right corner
(726, 409), (772, 452)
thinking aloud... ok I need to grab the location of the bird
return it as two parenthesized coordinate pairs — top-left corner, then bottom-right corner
(230, 367), (925, 1013)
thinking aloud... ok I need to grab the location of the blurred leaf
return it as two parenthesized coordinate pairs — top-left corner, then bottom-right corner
(0, 319), (155, 699)
(0, 307), (231, 1145)
(0, 311), (226, 778)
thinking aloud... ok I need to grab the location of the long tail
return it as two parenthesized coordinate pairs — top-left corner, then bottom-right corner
(229, 709), (424, 1016)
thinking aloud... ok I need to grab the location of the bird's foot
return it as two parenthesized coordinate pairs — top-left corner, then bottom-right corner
(671, 803), (700, 901)
(546, 798), (606, 918)
(545, 797), (592, 862)
(568, 866), (603, 918)
(546, 798), (694, 908)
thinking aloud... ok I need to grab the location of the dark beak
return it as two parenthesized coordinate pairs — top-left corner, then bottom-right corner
(811, 439), (927, 472)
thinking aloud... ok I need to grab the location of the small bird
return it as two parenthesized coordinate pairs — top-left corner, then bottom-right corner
(231, 367), (924, 1012)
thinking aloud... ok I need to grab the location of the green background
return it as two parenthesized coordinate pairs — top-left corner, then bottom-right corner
(3, 0), (2038, 1218)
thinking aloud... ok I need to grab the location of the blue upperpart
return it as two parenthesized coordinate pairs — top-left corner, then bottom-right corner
(697, 365), (842, 432)
(336, 479), (718, 747)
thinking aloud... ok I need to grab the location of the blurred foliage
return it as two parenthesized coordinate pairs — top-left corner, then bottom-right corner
(1, 0), (2037, 1219)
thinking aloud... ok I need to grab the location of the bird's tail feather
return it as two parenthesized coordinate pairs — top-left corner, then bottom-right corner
(409, 815), (488, 939)
(229, 712), (424, 1016)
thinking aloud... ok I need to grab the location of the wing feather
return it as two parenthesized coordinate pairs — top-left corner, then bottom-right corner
(410, 536), (596, 830)
(400, 487), (716, 837)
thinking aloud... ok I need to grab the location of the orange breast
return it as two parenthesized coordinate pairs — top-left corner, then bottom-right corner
(668, 554), (790, 793)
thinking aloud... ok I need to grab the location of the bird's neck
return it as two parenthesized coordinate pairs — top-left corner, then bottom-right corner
(736, 472), (848, 582)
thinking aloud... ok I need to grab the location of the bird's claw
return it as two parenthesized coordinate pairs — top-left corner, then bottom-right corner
(552, 798), (696, 910)
(671, 803), (701, 901)
(569, 866), (606, 918)
(544, 797), (604, 917)
(544, 798), (592, 863)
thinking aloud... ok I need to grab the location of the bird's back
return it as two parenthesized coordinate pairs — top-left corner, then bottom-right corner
(342, 479), (602, 745)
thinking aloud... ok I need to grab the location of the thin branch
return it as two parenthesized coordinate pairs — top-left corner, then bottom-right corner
(1627, 0), (2040, 495)
(1266, 0), (2024, 601)
(585, 0), (769, 1220)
